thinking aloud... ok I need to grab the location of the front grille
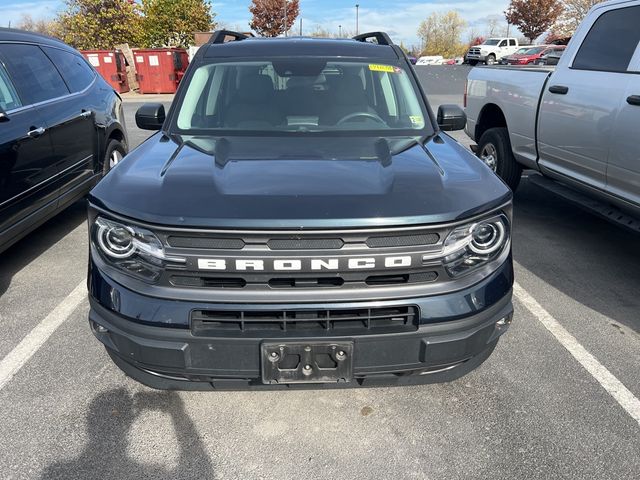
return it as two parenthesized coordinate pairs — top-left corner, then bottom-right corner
(191, 306), (419, 337)
(158, 224), (451, 293)
(170, 270), (438, 289)
(161, 229), (444, 252)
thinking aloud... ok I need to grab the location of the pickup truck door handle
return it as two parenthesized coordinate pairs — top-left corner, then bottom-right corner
(26, 127), (46, 138)
(80, 110), (93, 119)
(549, 85), (569, 95)
(627, 95), (640, 106)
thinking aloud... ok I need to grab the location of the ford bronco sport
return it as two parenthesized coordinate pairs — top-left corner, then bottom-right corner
(87, 31), (514, 390)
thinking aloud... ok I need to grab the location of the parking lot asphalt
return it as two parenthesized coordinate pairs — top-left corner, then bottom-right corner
(1, 67), (639, 479)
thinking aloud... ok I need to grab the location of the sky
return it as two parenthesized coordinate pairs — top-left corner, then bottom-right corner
(0, 0), (512, 47)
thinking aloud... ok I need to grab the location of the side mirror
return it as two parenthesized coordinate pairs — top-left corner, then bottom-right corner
(135, 103), (165, 130)
(0, 107), (9, 123)
(437, 104), (466, 132)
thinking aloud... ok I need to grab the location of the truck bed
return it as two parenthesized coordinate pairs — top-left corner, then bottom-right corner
(465, 66), (552, 169)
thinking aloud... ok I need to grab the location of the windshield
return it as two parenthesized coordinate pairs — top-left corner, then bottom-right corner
(483, 39), (501, 46)
(174, 58), (431, 135)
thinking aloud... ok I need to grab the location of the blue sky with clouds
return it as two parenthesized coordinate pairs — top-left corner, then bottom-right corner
(0, 0), (511, 47)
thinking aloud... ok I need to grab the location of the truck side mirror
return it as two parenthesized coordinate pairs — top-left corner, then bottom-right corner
(437, 105), (466, 131)
(135, 103), (165, 130)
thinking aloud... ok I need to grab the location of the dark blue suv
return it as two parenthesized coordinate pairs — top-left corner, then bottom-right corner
(87, 31), (513, 390)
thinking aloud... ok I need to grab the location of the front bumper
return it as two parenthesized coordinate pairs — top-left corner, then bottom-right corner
(466, 54), (487, 62)
(89, 260), (514, 390)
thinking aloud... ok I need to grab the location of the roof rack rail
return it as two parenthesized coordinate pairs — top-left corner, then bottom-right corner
(208, 30), (250, 44)
(353, 32), (393, 46)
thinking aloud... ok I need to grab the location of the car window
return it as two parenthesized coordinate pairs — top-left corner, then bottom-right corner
(499, 40), (507, 47)
(42, 46), (95, 93)
(572, 5), (640, 72)
(0, 44), (69, 104)
(176, 59), (430, 135)
(509, 39), (516, 46)
(0, 63), (21, 111)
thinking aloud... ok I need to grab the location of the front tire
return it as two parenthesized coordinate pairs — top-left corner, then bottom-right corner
(477, 127), (522, 191)
(103, 139), (127, 175)
(486, 54), (496, 65)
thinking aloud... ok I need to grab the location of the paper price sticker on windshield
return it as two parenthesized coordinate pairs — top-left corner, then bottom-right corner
(369, 64), (397, 73)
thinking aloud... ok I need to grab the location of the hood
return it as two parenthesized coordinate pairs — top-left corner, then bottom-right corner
(90, 133), (511, 229)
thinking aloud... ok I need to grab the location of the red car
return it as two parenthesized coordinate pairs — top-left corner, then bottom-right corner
(504, 45), (566, 65)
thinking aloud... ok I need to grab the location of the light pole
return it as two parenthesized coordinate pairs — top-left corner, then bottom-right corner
(355, 4), (360, 36)
(339, 25), (342, 37)
(284, 0), (288, 37)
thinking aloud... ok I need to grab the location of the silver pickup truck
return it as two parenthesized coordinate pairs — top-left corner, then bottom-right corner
(465, 0), (640, 227)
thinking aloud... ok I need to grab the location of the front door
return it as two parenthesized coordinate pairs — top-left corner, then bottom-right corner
(0, 61), (57, 240)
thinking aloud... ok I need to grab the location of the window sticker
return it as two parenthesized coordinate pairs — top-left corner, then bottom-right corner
(369, 64), (396, 73)
(410, 116), (424, 127)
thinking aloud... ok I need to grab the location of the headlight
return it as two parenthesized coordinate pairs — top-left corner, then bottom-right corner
(92, 217), (185, 282)
(442, 214), (510, 278)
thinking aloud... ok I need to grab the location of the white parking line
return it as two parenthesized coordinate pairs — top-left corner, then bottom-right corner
(0, 280), (86, 391)
(514, 282), (640, 427)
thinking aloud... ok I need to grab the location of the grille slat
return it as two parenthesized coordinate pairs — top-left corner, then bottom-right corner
(191, 306), (419, 337)
(366, 233), (439, 248)
(267, 238), (344, 250)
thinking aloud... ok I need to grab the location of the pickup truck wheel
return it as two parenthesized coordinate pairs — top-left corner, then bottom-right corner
(486, 54), (496, 65)
(103, 139), (127, 174)
(477, 127), (522, 191)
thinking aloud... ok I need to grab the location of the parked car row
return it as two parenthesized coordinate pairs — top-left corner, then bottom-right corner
(499, 45), (566, 66)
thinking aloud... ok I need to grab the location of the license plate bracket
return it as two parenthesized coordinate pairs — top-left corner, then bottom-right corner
(261, 342), (354, 385)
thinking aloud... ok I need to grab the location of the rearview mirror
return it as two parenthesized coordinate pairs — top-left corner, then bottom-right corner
(135, 103), (165, 130)
(437, 104), (466, 132)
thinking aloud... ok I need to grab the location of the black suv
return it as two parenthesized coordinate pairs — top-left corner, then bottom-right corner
(0, 29), (127, 253)
(88, 31), (513, 390)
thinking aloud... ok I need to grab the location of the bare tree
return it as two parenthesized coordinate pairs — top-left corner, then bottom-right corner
(15, 13), (59, 37)
(554, 0), (606, 36)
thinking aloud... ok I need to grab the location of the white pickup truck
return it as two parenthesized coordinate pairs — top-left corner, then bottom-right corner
(466, 38), (520, 66)
(465, 0), (640, 228)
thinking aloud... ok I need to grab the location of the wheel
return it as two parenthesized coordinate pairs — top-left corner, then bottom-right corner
(477, 127), (522, 191)
(469, 60), (478, 66)
(103, 138), (127, 174)
(486, 54), (496, 65)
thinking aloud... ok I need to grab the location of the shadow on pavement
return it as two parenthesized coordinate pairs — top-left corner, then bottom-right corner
(40, 388), (214, 479)
(0, 200), (87, 298)
(513, 177), (640, 333)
